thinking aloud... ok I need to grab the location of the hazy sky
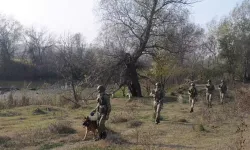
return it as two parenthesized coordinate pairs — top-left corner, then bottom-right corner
(0, 0), (244, 43)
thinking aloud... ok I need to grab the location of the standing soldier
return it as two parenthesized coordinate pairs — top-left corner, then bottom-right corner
(91, 85), (111, 141)
(188, 82), (198, 113)
(150, 83), (165, 124)
(218, 80), (227, 104)
(206, 80), (215, 108)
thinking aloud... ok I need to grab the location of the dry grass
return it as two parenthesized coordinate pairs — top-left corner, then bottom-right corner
(0, 86), (250, 150)
(48, 121), (76, 134)
(126, 120), (143, 128)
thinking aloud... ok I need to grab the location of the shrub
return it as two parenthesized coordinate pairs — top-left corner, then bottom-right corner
(199, 124), (206, 132)
(32, 108), (47, 115)
(177, 118), (188, 123)
(126, 120), (143, 128)
(48, 121), (76, 134)
(6, 92), (15, 108)
(0, 136), (11, 145)
(20, 95), (29, 106)
(109, 112), (134, 124)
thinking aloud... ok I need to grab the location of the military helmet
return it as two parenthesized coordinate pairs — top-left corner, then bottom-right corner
(97, 85), (105, 93)
(207, 79), (211, 83)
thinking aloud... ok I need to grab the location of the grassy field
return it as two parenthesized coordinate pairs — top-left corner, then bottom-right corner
(0, 90), (249, 150)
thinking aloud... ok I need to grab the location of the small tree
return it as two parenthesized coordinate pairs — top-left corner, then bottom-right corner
(54, 33), (87, 108)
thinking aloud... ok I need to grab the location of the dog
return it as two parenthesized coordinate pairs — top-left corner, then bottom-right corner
(82, 116), (98, 140)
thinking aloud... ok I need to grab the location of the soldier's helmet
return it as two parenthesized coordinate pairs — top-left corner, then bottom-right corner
(97, 85), (105, 93)
(155, 82), (161, 87)
(207, 79), (211, 83)
(191, 82), (195, 86)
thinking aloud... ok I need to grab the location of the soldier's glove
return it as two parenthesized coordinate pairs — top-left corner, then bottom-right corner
(90, 111), (95, 116)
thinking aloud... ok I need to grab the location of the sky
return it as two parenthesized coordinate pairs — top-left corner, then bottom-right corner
(0, 0), (244, 43)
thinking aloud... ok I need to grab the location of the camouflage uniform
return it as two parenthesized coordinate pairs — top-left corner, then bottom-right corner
(91, 85), (111, 141)
(218, 80), (227, 104)
(205, 80), (215, 108)
(188, 83), (197, 113)
(151, 83), (165, 124)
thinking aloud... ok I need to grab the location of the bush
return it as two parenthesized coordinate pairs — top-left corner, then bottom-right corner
(110, 116), (128, 124)
(0, 136), (11, 145)
(32, 108), (47, 115)
(20, 95), (29, 106)
(126, 120), (143, 128)
(0, 101), (5, 110)
(109, 112), (134, 124)
(0, 111), (21, 117)
(177, 118), (188, 123)
(199, 124), (206, 132)
(48, 121), (76, 134)
(6, 92), (15, 108)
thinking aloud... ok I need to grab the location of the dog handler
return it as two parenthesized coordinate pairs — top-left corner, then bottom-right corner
(91, 85), (111, 141)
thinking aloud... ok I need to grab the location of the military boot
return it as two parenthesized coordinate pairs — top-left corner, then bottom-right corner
(155, 118), (160, 124)
(101, 131), (107, 139)
(94, 133), (102, 141)
(190, 108), (193, 113)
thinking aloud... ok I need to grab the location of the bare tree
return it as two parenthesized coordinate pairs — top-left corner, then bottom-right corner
(97, 0), (198, 97)
(24, 27), (55, 65)
(0, 14), (22, 64)
(54, 33), (87, 108)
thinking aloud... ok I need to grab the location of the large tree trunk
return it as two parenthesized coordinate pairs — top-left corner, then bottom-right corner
(126, 62), (142, 97)
(122, 53), (142, 97)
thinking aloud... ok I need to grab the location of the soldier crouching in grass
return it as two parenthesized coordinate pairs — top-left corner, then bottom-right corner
(90, 85), (111, 141)
(188, 82), (198, 113)
(150, 83), (165, 124)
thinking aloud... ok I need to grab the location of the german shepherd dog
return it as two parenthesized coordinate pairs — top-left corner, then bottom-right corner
(82, 116), (98, 140)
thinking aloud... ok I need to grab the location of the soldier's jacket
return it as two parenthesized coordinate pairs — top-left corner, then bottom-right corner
(219, 83), (227, 93)
(95, 93), (111, 115)
(206, 84), (215, 94)
(152, 89), (165, 103)
(188, 87), (197, 98)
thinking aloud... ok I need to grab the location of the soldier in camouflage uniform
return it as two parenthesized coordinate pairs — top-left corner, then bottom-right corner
(218, 80), (227, 104)
(150, 83), (165, 124)
(91, 85), (111, 141)
(188, 82), (198, 113)
(205, 80), (215, 108)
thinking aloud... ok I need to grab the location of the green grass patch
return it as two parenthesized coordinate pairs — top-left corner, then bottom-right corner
(0, 136), (11, 145)
(113, 87), (129, 98)
(0, 111), (21, 117)
(39, 143), (64, 150)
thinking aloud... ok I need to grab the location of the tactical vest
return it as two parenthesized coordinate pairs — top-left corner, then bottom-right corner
(97, 94), (108, 114)
(154, 89), (164, 102)
(219, 84), (227, 93)
(206, 84), (214, 93)
(189, 87), (197, 98)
